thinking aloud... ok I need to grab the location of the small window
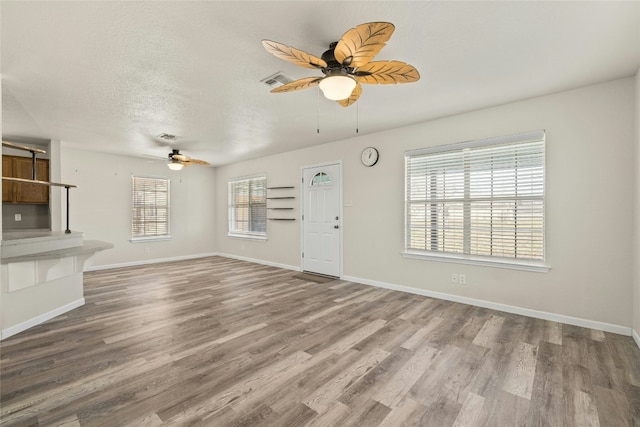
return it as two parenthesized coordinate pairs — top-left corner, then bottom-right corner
(311, 172), (332, 186)
(404, 130), (545, 269)
(228, 174), (267, 239)
(131, 176), (170, 241)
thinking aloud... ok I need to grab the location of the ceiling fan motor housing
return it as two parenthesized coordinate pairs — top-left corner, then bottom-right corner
(321, 42), (352, 72)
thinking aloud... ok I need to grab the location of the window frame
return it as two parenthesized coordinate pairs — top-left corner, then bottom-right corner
(131, 175), (171, 242)
(403, 130), (549, 272)
(228, 173), (267, 240)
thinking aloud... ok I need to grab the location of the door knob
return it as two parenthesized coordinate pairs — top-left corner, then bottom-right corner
(334, 225), (339, 229)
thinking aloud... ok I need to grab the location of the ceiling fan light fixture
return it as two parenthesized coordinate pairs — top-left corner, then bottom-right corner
(167, 161), (183, 171)
(319, 74), (356, 100)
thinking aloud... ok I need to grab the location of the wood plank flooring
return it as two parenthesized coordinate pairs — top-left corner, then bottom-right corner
(1, 256), (639, 426)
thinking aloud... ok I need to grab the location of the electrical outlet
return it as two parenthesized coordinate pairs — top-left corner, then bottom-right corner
(459, 274), (467, 285)
(451, 273), (458, 284)
(14, 214), (21, 221)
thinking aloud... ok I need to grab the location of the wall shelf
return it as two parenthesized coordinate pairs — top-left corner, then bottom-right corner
(266, 186), (296, 221)
(2, 177), (77, 188)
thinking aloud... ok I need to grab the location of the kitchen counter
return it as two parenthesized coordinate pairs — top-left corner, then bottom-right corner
(1, 240), (113, 264)
(2, 231), (84, 258)
(1, 230), (112, 340)
(2, 229), (71, 240)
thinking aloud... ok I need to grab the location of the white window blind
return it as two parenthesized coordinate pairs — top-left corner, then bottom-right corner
(228, 174), (266, 238)
(131, 176), (170, 240)
(405, 130), (545, 264)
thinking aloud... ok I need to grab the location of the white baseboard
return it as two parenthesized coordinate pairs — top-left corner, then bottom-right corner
(86, 252), (220, 271)
(87, 252), (301, 275)
(1, 298), (85, 341)
(82, 255), (637, 339)
(342, 275), (632, 336)
(217, 253), (301, 273)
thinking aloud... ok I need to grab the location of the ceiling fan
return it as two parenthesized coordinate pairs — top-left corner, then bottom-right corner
(167, 149), (210, 170)
(262, 21), (420, 107)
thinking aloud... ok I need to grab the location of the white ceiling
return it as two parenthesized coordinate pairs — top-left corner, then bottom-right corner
(2, 1), (639, 166)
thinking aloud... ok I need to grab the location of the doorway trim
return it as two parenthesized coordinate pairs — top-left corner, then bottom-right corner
(300, 161), (343, 278)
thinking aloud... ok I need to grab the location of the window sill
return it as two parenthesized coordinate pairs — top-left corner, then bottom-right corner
(130, 236), (172, 243)
(227, 233), (267, 241)
(401, 250), (550, 273)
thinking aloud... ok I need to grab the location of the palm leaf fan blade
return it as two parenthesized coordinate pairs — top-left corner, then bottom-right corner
(186, 159), (210, 166)
(334, 22), (395, 68)
(270, 77), (322, 93)
(355, 60), (420, 84)
(337, 83), (363, 107)
(262, 40), (327, 69)
(172, 153), (189, 162)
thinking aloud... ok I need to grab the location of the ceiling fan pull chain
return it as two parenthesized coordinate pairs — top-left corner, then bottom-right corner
(317, 87), (320, 134)
(356, 102), (359, 134)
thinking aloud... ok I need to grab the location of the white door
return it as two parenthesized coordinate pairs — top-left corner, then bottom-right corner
(302, 163), (341, 277)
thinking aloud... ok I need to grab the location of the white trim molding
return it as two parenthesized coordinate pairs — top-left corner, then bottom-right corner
(402, 251), (551, 273)
(342, 274), (632, 336)
(88, 252), (302, 274)
(217, 253), (301, 273)
(82, 255), (640, 341)
(1, 298), (85, 340)
(86, 252), (220, 271)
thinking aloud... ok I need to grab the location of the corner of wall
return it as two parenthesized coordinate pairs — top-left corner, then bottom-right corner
(634, 67), (640, 349)
(0, 75), (3, 235)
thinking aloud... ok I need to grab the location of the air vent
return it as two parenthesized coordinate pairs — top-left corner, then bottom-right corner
(261, 72), (293, 88)
(157, 133), (181, 141)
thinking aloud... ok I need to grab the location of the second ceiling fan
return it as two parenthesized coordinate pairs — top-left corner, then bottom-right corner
(262, 21), (420, 107)
(167, 149), (210, 170)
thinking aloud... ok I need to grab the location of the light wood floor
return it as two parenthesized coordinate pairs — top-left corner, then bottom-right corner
(1, 256), (639, 426)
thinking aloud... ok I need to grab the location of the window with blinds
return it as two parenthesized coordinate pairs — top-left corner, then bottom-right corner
(131, 176), (170, 240)
(228, 174), (267, 238)
(405, 130), (545, 266)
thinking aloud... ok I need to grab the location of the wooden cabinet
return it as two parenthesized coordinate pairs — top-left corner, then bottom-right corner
(2, 156), (12, 202)
(2, 155), (50, 204)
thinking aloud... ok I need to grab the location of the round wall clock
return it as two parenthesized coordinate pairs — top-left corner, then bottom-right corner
(361, 147), (379, 167)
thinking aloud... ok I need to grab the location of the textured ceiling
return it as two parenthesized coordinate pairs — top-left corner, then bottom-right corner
(2, 1), (639, 166)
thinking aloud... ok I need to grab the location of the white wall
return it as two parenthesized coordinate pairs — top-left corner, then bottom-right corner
(216, 77), (636, 330)
(215, 146), (343, 270)
(61, 148), (216, 268)
(1, 75), (3, 234)
(634, 69), (640, 342)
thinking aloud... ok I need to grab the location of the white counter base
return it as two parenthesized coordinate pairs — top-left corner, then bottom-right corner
(0, 298), (84, 340)
(1, 232), (112, 340)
